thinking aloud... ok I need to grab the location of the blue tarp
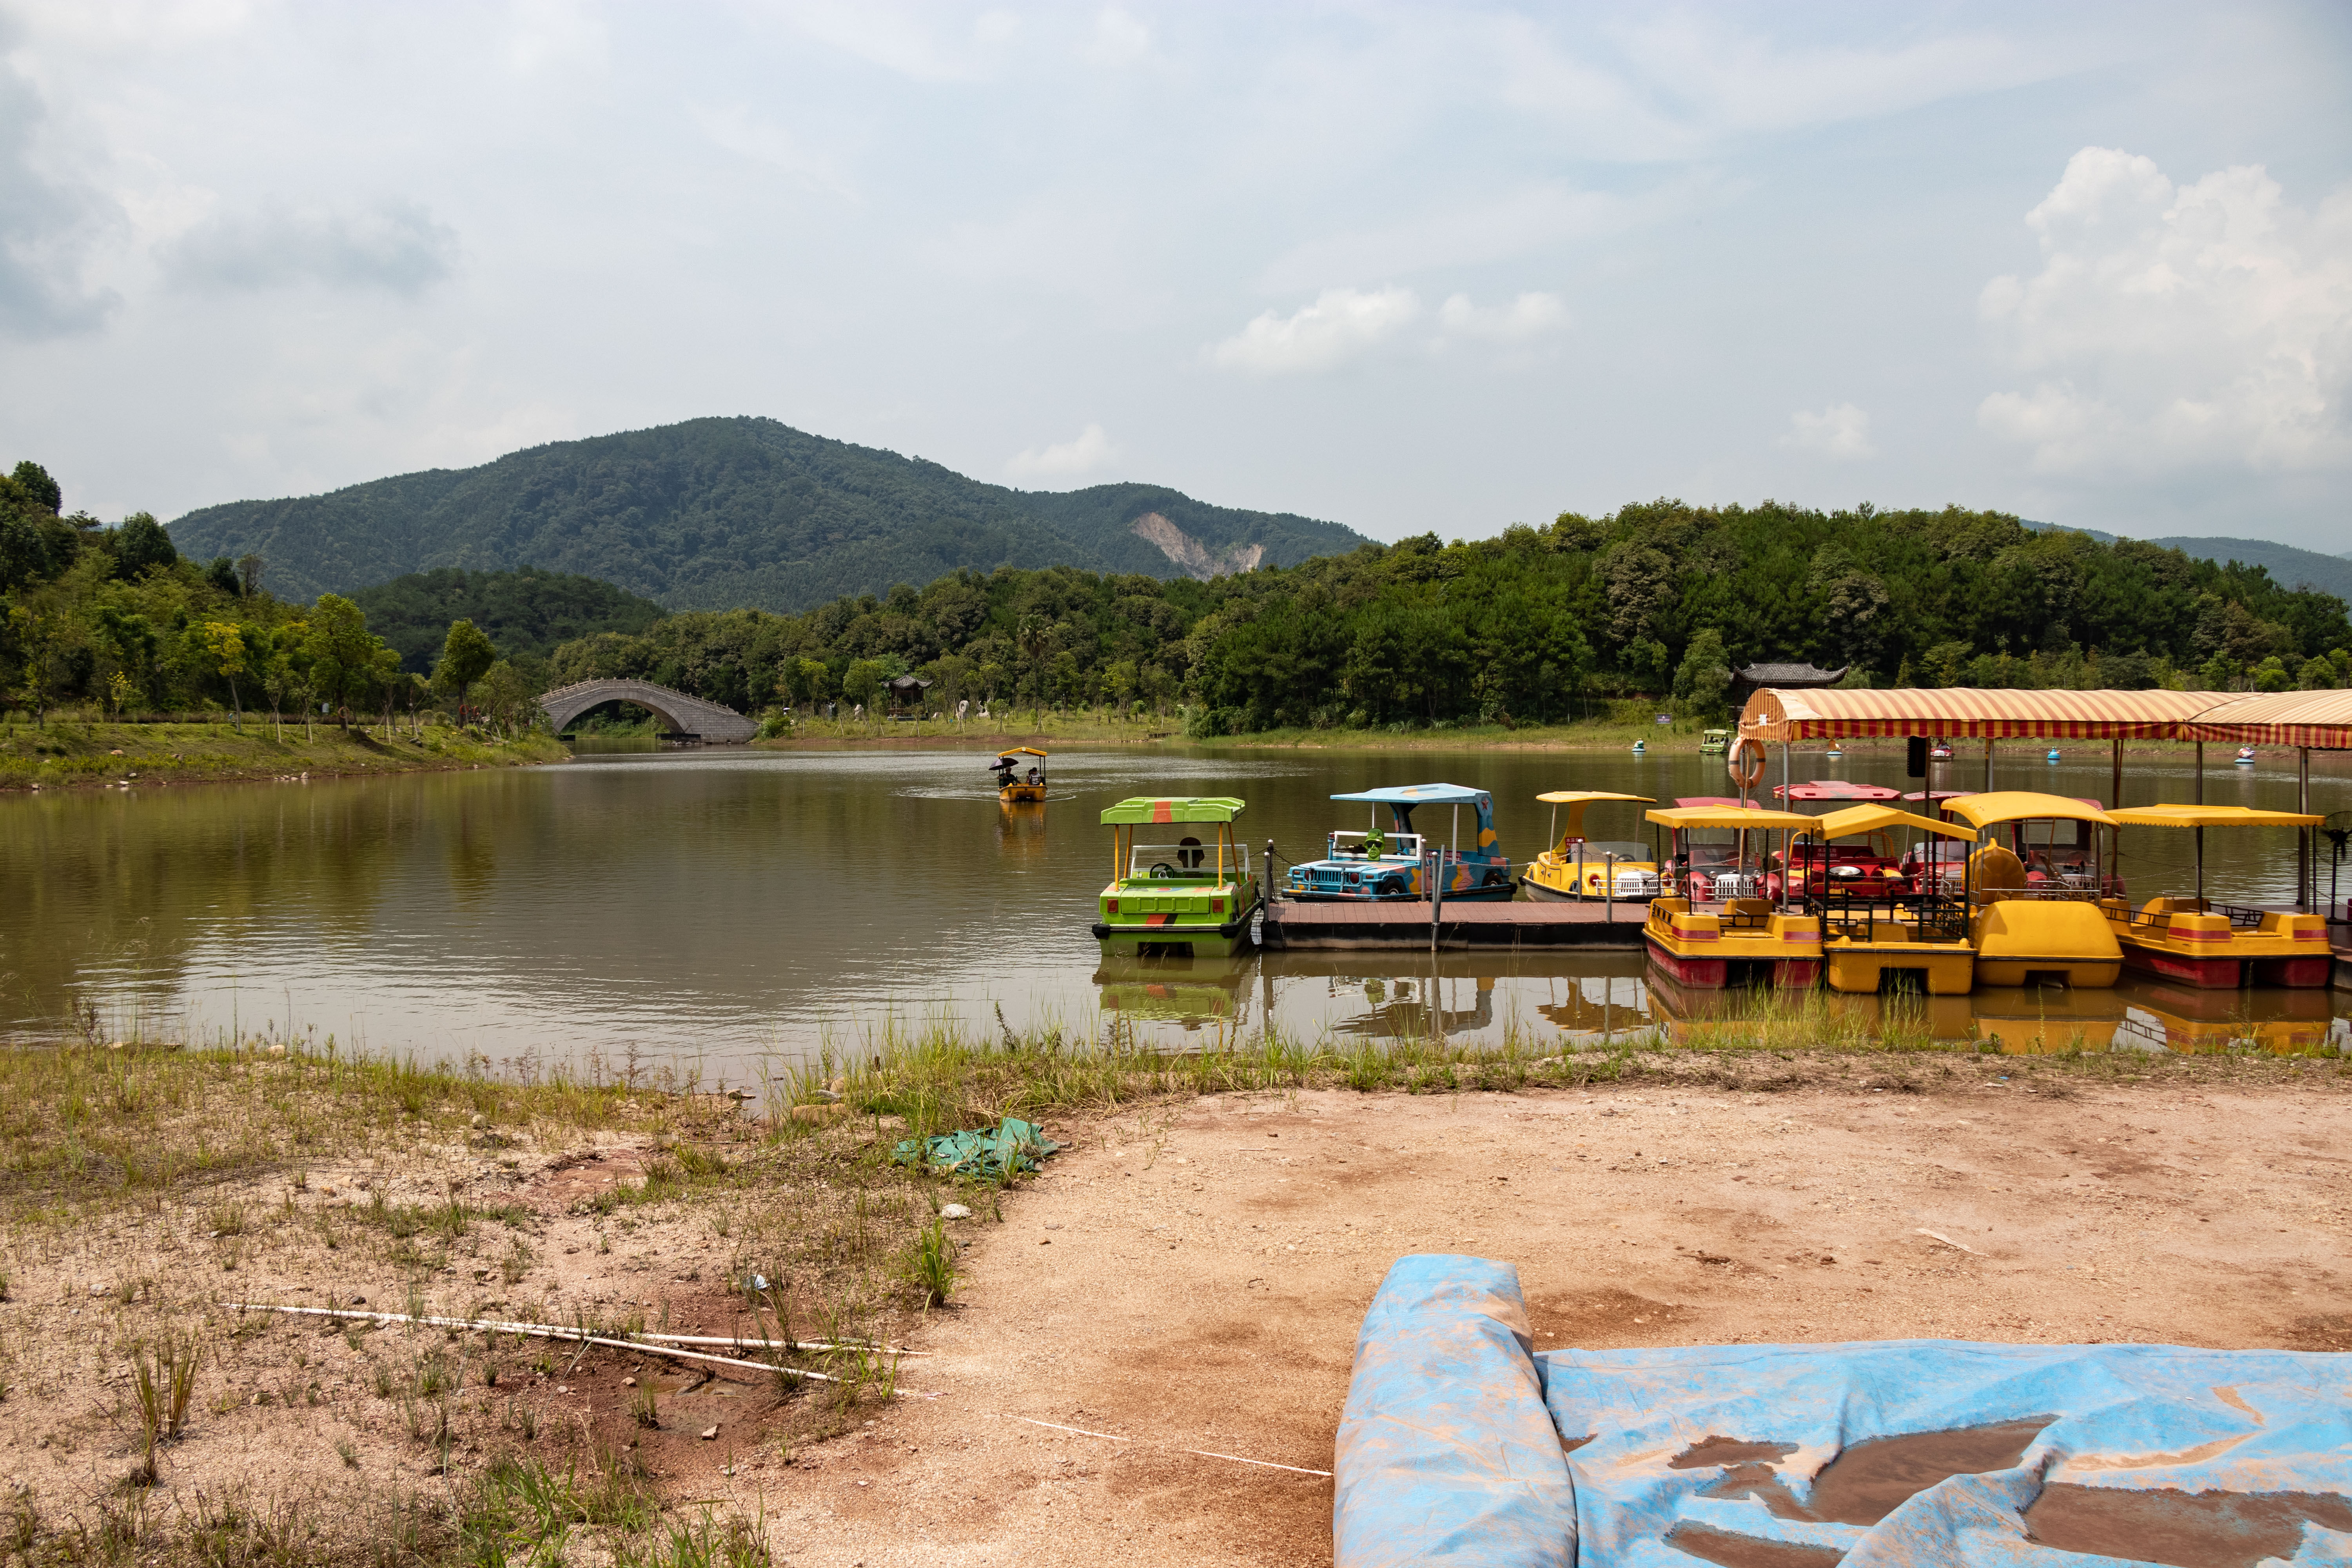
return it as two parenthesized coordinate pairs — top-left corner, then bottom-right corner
(1336, 1255), (2352, 1568)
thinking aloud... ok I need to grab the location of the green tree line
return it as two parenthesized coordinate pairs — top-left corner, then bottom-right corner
(543, 500), (2352, 732)
(0, 460), (543, 735)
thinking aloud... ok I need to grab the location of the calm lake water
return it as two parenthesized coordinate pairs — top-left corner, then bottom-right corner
(5, 740), (2348, 1082)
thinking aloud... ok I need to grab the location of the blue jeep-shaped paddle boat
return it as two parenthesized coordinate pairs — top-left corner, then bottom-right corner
(1282, 783), (1514, 902)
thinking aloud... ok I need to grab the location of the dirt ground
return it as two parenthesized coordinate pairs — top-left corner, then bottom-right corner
(737, 1073), (2352, 1566)
(5, 1069), (2348, 1565)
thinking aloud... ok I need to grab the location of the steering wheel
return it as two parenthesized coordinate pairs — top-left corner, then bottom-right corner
(1151, 862), (1176, 878)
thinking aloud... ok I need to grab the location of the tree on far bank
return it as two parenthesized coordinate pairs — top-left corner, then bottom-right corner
(432, 617), (498, 717)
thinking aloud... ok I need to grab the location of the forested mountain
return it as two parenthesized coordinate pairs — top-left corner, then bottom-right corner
(542, 500), (2352, 733)
(349, 566), (666, 673)
(165, 417), (1365, 612)
(2029, 523), (2352, 603)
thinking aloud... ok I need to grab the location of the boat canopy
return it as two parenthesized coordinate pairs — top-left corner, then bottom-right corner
(1800, 804), (1975, 842)
(1775, 780), (1903, 802)
(1943, 791), (2119, 829)
(1739, 686), (2234, 742)
(2107, 804), (2323, 829)
(1098, 796), (1246, 825)
(1673, 796), (1764, 809)
(1534, 790), (1655, 806)
(2180, 688), (2352, 749)
(996, 746), (1049, 759)
(1330, 783), (1487, 805)
(1646, 806), (1818, 831)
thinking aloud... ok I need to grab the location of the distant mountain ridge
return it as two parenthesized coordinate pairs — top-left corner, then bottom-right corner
(2026, 521), (2352, 603)
(166, 417), (1368, 612)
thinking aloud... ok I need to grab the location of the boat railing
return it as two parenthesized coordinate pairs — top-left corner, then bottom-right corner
(1813, 894), (1968, 945)
(1981, 884), (2110, 906)
(2216, 902), (2270, 930)
(2113, 901), (2261, 931)
(1128, 843), (1251, 880)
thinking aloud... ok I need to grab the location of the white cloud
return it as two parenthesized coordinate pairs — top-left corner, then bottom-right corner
(1083, 8), (1151, 68)
(1781, 403), (1875, 460)
(1976, 147), (2352, 476)
(1437, 291), (1568, 344)
(162, 199), (459, 296)
(1207, 287), (1422, 375)
(506, 0), (609, 77)
(1006, 422), (1117, 481)
(695, 104), (853, 198)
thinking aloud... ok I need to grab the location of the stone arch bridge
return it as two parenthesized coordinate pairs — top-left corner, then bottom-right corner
(539, 679), (758, 744)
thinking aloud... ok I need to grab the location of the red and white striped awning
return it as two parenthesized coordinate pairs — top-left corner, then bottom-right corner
(1739, 687), (2238, 743)
(2180, 690), (2352, 749)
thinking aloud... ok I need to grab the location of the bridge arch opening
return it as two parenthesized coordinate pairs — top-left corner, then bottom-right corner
(552, 697), (692, 737)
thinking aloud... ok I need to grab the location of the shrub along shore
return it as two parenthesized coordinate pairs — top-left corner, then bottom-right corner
(0, 714), (565, 791)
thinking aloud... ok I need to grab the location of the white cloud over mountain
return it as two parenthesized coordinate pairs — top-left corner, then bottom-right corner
(1209, 287), (1567, 375)
(1977, 147), (2352, 477)
(1006, 422), (1118, 481)
(1782, 403), (1875, 461)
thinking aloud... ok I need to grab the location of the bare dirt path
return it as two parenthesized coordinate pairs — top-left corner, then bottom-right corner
(735, 1074), (2352, 1566)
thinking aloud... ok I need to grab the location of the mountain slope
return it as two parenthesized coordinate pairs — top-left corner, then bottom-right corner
(2145, 536), (2352, 604)
(2026, 521), (2352, 603)
(167, 417), (1367, 612)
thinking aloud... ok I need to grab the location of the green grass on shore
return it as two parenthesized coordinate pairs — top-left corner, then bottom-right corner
(0, 713), (566, 791)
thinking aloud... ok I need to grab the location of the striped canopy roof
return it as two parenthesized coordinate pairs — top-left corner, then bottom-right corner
(1739, 687), (2238, 742)
(2180, 689), (2352, 749)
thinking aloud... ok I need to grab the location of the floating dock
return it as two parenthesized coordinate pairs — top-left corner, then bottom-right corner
(1261, 899), (1645, 951)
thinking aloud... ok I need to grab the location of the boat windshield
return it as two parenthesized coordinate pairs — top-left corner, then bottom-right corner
(1329, 831), (1423, 862)
(1566, 840), (1650, 862)
(1128, 840), (1249, 879)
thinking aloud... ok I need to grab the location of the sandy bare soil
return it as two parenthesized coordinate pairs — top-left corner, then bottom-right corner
(736, 1073), (2352, 1566)
(4, 1067), (2348, 1565)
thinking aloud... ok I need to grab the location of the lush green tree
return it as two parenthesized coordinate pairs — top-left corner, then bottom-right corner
(432, 617), (499, 714)
(302, 594), (383, 726)
(1672, 627), (1731, 718)
(10, 461), (61, 512)
(111, 512), (178, 579)
(2253, 655), (2293, 692)
(198, 621), (248, 727)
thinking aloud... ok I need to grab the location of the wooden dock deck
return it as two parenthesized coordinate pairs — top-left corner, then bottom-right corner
(1262, 898), (1646, 951)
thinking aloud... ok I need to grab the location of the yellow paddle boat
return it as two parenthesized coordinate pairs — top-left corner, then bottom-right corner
(1641, 804), (1823, 988)
(1797, 804), (1978, 995)
(991, 746), (1049, 804)
(2102, 805), (2330, 987)
(1944, 792), (2123, 988)
(1521, 791), (1659, 902)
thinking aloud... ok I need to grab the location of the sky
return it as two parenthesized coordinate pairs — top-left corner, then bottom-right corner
(3, 1), (2350, 552)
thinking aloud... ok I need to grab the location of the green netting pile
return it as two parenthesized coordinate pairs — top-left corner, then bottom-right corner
(891, 1117), (1061, 1181)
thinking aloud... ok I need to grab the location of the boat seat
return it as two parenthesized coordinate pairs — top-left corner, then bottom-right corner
(1969, 845), (2027, 903)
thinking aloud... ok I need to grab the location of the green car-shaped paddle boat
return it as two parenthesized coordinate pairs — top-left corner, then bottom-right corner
(1092, 797), (1263, 956)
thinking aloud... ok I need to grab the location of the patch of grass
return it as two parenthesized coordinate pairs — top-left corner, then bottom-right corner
(128, 1333), (198, 1485)
(905, 1220), (956, 1308)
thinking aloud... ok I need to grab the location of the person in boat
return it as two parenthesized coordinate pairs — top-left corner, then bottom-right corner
(1026, 766), (1041, 787)
(992, 757), (1018, 789)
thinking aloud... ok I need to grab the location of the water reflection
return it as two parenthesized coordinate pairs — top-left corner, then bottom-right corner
(0, 742), (2344, 1075)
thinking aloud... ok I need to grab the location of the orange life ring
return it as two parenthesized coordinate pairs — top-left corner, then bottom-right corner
(1725, 736), (1766, 790)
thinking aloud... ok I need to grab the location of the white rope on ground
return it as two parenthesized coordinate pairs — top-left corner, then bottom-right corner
(1005, 1415), (1331, 1477)
(641, 1332), (929, 1356)
(221, 1303), (941, 1398)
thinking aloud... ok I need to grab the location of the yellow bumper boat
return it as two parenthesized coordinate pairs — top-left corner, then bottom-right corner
(2103, 805), (2330, 988)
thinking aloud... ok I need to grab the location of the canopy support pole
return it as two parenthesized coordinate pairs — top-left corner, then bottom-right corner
(2299, 747), (2313, 912)
(2111, 736), (2123, 811)
(2195, 824), (2205, 909)
(1781, 742), (1791, 822)
(2195, 742), (2204, 804)
(1984, 738), (1994, 793)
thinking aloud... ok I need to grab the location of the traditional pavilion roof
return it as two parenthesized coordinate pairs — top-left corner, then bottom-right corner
(1735, 662), (1849, 686)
